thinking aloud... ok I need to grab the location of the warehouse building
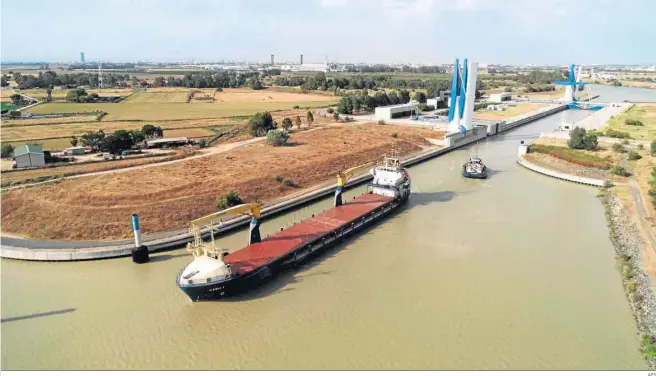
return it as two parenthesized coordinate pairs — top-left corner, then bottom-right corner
(489, 92), (512, 102)
(374, 103), (417, 121)
(13, 144), (45, 168)
(145, 137), (189, 148)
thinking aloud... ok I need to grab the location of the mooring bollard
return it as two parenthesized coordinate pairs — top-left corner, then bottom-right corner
(131, 214), (149, 264)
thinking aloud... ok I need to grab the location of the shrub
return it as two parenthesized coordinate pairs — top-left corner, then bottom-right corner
(391, 133), (398, 138)
(611, 165), (631, 177)
(625, 119), (644, 126)
(622, 139), (630, 145)
(293, 105), (300, 109)
(378, 120), (386, 125)
(651, 140), (656, 156)
(280, 117), (293, 131)
(282, 178), (300, 188)
(567, 127), (597, 150)
(605, 129), (631, 139)
(649, 167), (656, 209)
(627, 151), (642, 160)
(197, 139), (208, 148)
(216, 190), (243, 210)
(603, 180), (614, 188)
(637, 143), (644, 150)
(530, 143), (611, 169)
(612, 143), (625, 153)
(1, 143), (14, 158)
(249, 111), (276, 137)
(266, 129), (289, 146)
(326, 108), (334, 114)
(274, 176), (284, 183)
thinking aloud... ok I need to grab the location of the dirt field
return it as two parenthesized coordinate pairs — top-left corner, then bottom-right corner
(1, 149), (195, 186)
(1, 124), (444, 240)
(604, 104), (656, 140)
(1, 108), (335, 149)
(474, 103), (547, 121)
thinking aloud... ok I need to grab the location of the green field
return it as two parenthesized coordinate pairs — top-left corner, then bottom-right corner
(25, 100), (337, 121)
(122, 92), (189, 103)
(1, 102), (19, 112)
(604, 104), (656, 140)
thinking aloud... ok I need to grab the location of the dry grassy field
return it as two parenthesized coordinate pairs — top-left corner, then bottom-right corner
(1, 149), (194, 186)
(604, 104), (656, 140)
(1, 124), (444, 240)
(24, 88), (338, 121)
(474, 103), (547, 121)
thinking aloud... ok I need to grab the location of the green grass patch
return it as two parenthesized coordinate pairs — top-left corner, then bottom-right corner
(604, 104), (656, 140)
(530, 144), (612, 170)
(1, 102), (20, 112)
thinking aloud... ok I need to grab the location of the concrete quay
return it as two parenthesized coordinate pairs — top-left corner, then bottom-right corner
(1, 103), (571, 261)
(516, 145), (605, 187)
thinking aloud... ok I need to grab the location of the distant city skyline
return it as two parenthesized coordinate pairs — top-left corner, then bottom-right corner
(1, 0), (655, 65)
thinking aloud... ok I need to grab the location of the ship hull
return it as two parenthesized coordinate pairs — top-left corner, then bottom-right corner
(462, 166), (488, 179)
(178, 193), (409, 301)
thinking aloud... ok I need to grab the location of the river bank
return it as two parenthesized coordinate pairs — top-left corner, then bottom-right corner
(599, 189), (656, 369)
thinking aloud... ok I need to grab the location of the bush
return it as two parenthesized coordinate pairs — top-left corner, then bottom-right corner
(326, 108), (334, 114)
(530, 143), (611, 169)
(391, 133), (398, 138)
(216, 191), (243, 210)
(603, 180), (614, 188)
(266, 129), (289, 146)
(282, 178), (300, 188)
(249, 111), (275, 137)
(625, 119), (644, 126)
(197, 139), (208, 148)
(1, 143), (14, 158)
(637, 144), (644, 150)
(612, 143), (625, 153)
(622, 139), (630, 145)
(605, 129), (631, 139)
(628, 151), (642, 160)
(651, 140), (656, 156)
(567, 127), (598, 150)
(378, 120), (385, 125)
(274, 176), (284, 183)
(611, 165), (631, 177)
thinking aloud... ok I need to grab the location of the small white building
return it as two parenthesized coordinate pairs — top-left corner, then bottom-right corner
(13, 144), (45, 168)
(489, 92), (512, 102)
(426, 97), (442, 108)
(374, 103), (416, 121)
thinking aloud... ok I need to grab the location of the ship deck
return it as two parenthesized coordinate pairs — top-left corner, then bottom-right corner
(224, 193), (394, 275)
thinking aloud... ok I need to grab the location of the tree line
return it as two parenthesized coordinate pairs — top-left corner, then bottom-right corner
(274, 72), (484, 99)
(78, 124), (165, 154)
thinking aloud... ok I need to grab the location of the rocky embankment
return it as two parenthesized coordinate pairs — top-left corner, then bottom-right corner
(600, 189), (656, 369)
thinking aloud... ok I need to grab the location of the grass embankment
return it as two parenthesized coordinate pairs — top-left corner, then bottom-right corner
(0, 124), (443, 240)
(598, 188), (656, 369)
(529, 143), (612, 169)
(603, 104), (656, 141)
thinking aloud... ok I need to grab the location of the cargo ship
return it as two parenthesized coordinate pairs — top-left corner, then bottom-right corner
(176, 154), (411, 301)
(462, 142), (488, 179)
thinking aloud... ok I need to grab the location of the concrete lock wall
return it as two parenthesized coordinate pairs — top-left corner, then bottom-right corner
(444, 126), (487, 148)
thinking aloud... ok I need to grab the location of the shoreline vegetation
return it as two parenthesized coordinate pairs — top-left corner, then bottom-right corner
(599, 188), (656, 369)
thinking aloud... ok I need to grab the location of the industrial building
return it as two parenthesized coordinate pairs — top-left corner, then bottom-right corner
(145, 137), (189, 148)
(63, 146), (86, 156)
(489, 92), (512, 102)
(374, 103), (417, 121)
(13, 144), (45, 168)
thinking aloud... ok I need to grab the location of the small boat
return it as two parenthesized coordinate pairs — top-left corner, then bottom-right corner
(462, 156), (488, 179)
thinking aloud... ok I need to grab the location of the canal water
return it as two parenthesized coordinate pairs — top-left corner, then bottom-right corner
(1, 94), (652, 370)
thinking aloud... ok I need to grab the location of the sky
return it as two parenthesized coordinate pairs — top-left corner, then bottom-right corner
(1, 0), (655, 65)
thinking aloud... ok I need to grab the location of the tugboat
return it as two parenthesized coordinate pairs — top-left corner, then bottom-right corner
(462, 144), (488, 179)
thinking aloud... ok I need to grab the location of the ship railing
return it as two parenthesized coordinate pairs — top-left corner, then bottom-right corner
(184, 273), (232, 286)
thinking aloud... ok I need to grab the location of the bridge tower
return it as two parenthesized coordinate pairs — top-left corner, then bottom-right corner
(447, 58), (479, 134)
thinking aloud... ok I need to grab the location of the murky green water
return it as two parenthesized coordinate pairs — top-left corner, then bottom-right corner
(0, 106), (649, 370)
